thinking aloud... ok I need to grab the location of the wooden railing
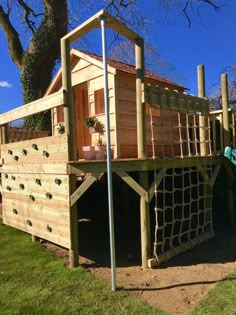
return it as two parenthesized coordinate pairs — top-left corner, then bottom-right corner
(8, 128), (50, 142)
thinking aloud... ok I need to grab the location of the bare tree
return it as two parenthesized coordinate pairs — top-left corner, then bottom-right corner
(0, 0), (221, 129)
(209, 65), (236, 110)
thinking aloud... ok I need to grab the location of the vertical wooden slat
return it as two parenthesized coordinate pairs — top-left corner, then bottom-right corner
(232, 112), (236, 147)
(212, 115), (217, 155)
(219, 113), (224, 151)
(221, 74), (230, 147)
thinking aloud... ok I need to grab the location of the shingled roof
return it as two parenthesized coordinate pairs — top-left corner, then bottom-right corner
(77, 49), (185, 90)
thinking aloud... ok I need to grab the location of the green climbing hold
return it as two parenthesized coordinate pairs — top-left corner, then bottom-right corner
(13, 208), (18, 214)
(46, 192), (53, 200)
(22, 149), (27, 156)
(54, 178), (62, 185)
(27, 220), (32, 226)
(42, 150), (49, 158)
(6, 186), (11, 191)
(8, 150), (13, 155)
(32, 144), (38, 150)
(29, 195), (35, 201)
(19, 183), (25, 190)
(11, 176), (16, 181)
(46, 225), (52, 232)
(35, 178), (41, 186)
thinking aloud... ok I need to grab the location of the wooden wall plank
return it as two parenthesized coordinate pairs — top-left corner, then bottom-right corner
(1, 135), (68, 164)
(2, 173), (71, 249)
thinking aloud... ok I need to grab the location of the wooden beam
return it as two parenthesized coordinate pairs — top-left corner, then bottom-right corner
(197, 166), (210, 184)
(148, 168), (166, 202)
(210, 163), (221, 187)
(62, 10), (142, 44)
(70, 173), (100, 206)
(0, 91), (64, 125)
(116, 170), (148, 202)
(67, 156), (218, 174)
(148, 230), (214, 267)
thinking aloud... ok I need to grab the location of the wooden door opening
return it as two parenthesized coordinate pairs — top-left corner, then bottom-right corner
(74, 83), (89, 159)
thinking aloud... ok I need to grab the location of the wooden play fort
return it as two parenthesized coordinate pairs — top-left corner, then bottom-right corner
(0, 10), (235, 269)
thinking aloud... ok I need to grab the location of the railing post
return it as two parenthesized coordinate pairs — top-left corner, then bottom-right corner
(135, 38), (146, 158)
(198, 65), (207, 156)
(221, 73), (230, 147)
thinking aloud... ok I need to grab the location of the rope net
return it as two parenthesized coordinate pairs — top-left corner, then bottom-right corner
(148, 94), (213, 263)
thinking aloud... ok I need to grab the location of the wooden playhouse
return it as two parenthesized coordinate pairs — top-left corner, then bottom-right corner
(1, 10), (233, 270)
(47, 49), (185, 159)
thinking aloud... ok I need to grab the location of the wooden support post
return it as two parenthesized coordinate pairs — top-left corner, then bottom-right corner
(221, 75), (235, 225)
(198, 65), (207, 156)
(61, 39), (78, 267)
(135, 39), (146, 158)
(31, 235), (39, 242)
(139, 171), (151, 268)
(136, 39), (150, 267)
(61, 38), (76, 161)
(221, 73), (230, 147)
(69, 174), (79, 268)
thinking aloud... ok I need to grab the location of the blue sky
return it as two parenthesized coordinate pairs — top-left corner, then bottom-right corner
(0, 1), (235, 114)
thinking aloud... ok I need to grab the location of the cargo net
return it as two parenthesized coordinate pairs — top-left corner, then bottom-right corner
(149, 104), (214, 264)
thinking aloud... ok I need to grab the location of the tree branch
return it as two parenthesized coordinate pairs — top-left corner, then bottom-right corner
(183, 0), (220, 27)
(18, 0), (42, 33)
(0, 5), (23, 68)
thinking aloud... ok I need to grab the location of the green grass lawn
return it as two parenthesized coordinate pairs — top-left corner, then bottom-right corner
(1, 220), (236, 315)
(0, 220), (166, 315)
(188, 269), (236, 315)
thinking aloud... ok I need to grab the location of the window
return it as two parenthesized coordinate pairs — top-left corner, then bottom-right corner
(94, 89), (105, 114)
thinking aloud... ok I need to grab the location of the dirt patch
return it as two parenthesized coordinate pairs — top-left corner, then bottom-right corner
(42, 225), (236, 315)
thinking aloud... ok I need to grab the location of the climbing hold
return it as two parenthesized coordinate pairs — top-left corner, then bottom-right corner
(14, 156), (19, 161)
(42, 150), (49, 158)
(45, 192), (53, 200)
(29, 195), (35, 201)
(54, 178), (62, 185)
(11, 175), (16, 181)
(32, 144), (38, 150)
(6, 186), (11, 191)
(35, 178), (41, 186)
(8, 150), (13, 155)
(19, 183), (25, 190)
(22, 149), (27, 156)
(13, 208), (18, 214)
(26, 220), (32, 226)
(4, 174), (8, 178)
(46, 225), (52, 233)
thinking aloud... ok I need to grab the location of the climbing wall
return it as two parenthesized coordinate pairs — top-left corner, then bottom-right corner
(1, 135), (72, 249)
